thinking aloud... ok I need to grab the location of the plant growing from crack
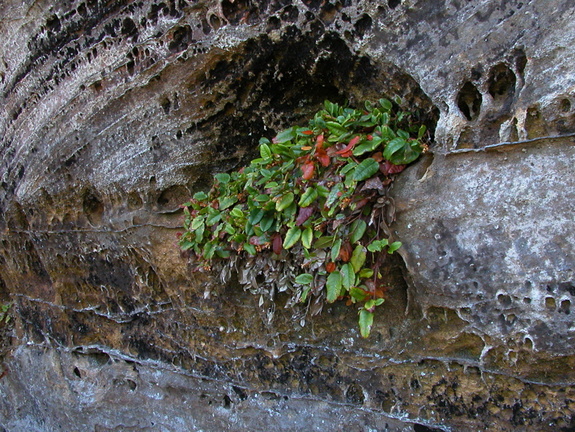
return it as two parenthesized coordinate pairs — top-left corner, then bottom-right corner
(179, 99), (429, 337)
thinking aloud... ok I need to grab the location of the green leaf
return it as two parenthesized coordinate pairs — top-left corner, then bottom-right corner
(275, 127), (296, 143)
(298, 187), (318, 207)
(180, 240), (194, 250)
(214, 173), (230, 184)
(383, 137), (422, 165)
(260, 216), (274, 232)
(387, 241), (402, 254)
(301, 226), (313, 249)
(244, 243), (257, 255)
(248, 208), (265, 225)
(276, 192), (295, 211)
(350, 245), (367, 273)
(326, 121), (348, 135)
(206, 212), (222, 226)
(300, 287), (311, 303)
(381, 112), (390, 125)
(331, 238), (342, 262)
(191, 217), (205, 230)
(230, 207), (244, 219)
(325, 183), (344, 209)
(358, 268), (374, 279)
(215, 249), (231, 258)
(203, 242), (216, 259)
(219, 196), (237, 210)
(367, 239), (389, 252)
(352, 158), (380, 181)
(349, 219), (367, 244)
(314, 236), (334, 249)
(326, 271), (342, 303)
(295, 273), (313, 285)
(352, 137), (383, 156)
(365, 298), (384, 310)
(380, 125), (396, 140)
(193, 191), (208, 201)
(350, 287), (369, 302)
(359, 309), (374, 338)
(259, 143), (272, 160)
(418, 124), (427, 139)
(341, 263), (355, 290)
(283, 226), (301, 249)
(379, 98), (392, 111)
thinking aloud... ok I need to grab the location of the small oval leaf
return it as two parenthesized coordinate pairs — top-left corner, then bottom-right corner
(295, 273), (314, 285)
(352, 158), (380, 181)
(301, 226), (313, 249)
(359, 309), (374, 338)
(326, 271), (342, 303)
(283, 226), (301, 249)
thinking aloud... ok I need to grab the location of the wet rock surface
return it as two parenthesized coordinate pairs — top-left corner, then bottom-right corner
(1, 0), (574, 430)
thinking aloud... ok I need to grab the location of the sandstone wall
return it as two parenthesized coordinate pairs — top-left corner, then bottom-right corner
(1, 1), (574, 430)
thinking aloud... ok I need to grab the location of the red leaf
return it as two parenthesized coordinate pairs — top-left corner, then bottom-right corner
(295, 206), (315, 226)
(302, 162), (315, 180)
(335, 135), (360, 158)
(372, 151), (383, 162)
(316, 150), (330, 167)
(272, 233), (283, 254)
(339, 242), (352, 262)
(326, 262), (336, 273)
(302, 129), (314, 135)
(313, 137), (330, 167)
(380, 161), (406, 175)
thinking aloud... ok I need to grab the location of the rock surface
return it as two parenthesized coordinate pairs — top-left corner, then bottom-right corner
(1, 0), (574, 430)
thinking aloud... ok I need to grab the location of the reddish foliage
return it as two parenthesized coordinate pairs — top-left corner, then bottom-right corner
(295, 206), (315, 226)
(301, 162), (315, 180)
(326, 262), (337, 273)
(380, 160), (406, 175)
(339, 242), (353, 262)
(335, 136), (360, 158)
(272, 233), (283, 254)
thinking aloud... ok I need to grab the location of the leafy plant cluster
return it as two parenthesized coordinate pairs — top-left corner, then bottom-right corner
(0, 303), (10, 326)
(180, 99), (428, 337)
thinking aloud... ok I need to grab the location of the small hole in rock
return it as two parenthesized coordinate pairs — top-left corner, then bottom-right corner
(223, 394), (232, 408)
(345, 383), (365, 405)
(232, 385), (248, 401)
(545, 297), (556, 310)
(497, 293), (512, 307)
(388, 0), (401, 9)
(560, 98), (571, 113)
(560, 299), (571, 314)
(73, 367), (82, 378)
(487, 63), (516, 103)
(457, 82), (482, 121)
(82, 190), (104, 226)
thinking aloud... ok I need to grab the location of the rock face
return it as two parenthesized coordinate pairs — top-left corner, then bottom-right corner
(1, 0), (574, 430)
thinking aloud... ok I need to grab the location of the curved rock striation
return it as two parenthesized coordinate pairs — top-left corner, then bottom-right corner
(1, 1), (574, 430)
